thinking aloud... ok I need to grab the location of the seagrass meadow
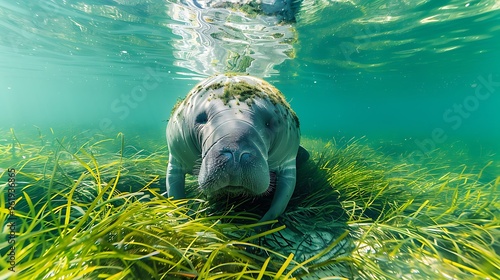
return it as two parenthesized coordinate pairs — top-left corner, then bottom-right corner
(2, 0), (500, 279)
(0, 128), (498, 279)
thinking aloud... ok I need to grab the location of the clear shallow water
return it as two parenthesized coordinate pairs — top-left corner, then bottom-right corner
(0, 1), (499, 278)
(0, 0), (499, 161)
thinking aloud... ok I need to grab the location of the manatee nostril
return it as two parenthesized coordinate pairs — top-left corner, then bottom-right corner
(240, 152), (251, 163)
(220, 149), (251, 163)
(221, 151), (233, 160)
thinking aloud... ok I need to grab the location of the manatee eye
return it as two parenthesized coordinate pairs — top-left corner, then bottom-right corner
(195, 112), (208, 124)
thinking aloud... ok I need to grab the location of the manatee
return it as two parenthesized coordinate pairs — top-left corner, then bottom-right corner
(166, 74), (308, 222)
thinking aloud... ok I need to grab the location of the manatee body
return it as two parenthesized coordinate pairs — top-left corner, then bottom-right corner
(166, 74), (306, 222)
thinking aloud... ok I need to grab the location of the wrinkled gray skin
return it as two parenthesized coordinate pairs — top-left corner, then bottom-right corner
(166, 74), (301, 222)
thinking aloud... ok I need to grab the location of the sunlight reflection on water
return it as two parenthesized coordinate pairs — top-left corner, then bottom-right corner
(166, 0), (297, 78)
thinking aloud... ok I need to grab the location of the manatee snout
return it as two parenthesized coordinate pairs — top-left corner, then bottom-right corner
(199, 140), (270, 195)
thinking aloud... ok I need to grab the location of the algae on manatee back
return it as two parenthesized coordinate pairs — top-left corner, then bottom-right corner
(221, 81), (263, 105)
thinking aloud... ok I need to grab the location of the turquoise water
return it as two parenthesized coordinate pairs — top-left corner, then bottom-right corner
(0, 0), (499, 158)
(0, 1), (499, 278)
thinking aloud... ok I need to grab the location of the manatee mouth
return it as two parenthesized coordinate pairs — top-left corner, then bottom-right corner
(215, 172), (276, 196)
(207, 185), (249, 198)
(224, 185), (248, 194)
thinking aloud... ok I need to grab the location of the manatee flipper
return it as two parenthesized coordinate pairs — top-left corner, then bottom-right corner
(166, 155), (187, 199)
(296, 145), (310, 168)
(260, 164), (296, 222)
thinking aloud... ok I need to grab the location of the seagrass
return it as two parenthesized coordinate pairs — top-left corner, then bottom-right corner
(0, 128), (498, 279)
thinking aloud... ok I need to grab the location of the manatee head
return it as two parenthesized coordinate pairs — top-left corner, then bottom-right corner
(190, 75), (298, 196)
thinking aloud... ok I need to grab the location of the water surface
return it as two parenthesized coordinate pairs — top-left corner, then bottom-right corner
(1, 0), (499, 160)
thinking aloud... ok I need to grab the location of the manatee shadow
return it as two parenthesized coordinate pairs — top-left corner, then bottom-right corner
(200, 155), (356, 278)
